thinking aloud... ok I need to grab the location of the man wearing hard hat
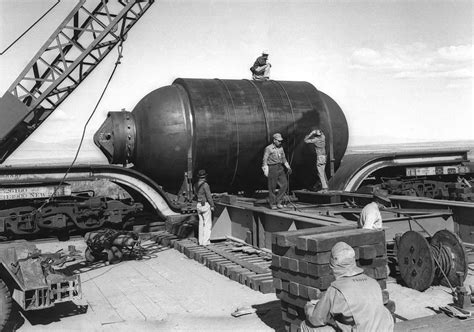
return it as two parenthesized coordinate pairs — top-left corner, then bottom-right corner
(251, 50), (271, 81)
(262, 133), (292, 209)
(300, 242), (394, 332)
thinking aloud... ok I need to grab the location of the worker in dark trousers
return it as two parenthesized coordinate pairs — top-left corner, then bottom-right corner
(262, 133), (292, 209)
(194, 169), (214, 245)
(251, 50), (271, 81)
(300, 242), (394, 332)
(304, 128), (329, 192)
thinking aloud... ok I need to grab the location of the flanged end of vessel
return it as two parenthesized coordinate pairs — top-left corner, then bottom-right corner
(94, 110), (136, 165)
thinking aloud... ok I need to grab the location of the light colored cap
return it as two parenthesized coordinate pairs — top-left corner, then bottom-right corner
(273, 133), (283, 141)
(373, 188), (391, 204)
(262, 50), (269, 55)
(330, 242), (364, 278)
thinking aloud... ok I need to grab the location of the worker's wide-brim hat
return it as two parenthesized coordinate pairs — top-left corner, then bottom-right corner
(273, 133), (283, 141)
(373, 189), (391, 203)
(330, 242), (364, 278)
(197, 169), (207, 178)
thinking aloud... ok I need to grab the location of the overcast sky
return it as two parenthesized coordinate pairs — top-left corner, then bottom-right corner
(0, 0), (472, 164)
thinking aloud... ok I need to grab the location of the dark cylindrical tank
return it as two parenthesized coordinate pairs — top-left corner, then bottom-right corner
(94, 78), (348, 193)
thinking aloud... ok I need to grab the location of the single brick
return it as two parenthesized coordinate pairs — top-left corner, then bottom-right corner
(298, 284), (309, 299)
(358, 244), (377, 260)
(281, 280), (290, 292)
(287, 305), (299, 317)
(363, 265), (387, 280)
(307, 262), (331, 277)
(272, 254), (281, 268)
(276, 289), (308, 309)
(256, 278), (275, 293)
(307, 286), (322, 300)
(281, 256), (290, 270)
(299, 260), (308, 274)
(273, 277), (283, 290)
(358, 255), (387, 267)
(288, 258), (299, 272)
(289, 281), (299, 297)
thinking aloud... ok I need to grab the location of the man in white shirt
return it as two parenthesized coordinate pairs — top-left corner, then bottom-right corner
(359, 190), (391, 230)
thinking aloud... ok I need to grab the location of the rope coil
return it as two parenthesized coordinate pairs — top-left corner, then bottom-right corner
(430, 242), (454, 288)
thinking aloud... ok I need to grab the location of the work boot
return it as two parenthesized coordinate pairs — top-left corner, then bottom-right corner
(277, 204), (284, 209)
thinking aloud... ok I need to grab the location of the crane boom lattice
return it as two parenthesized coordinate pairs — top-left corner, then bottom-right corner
(0, 0), (154, 163)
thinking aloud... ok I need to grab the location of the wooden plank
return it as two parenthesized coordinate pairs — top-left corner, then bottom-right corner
(273, 225), (356, 248)
(82, 273), (123, 325)
(91, 271), (145, 321)
(301, 229), (385, 252)
(272, 243), (386, 265)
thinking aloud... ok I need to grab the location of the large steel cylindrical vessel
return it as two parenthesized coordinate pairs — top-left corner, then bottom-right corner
(95, 78), (348, 193)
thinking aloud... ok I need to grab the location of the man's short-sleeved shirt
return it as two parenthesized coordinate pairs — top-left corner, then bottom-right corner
(263, 144), (288, 166)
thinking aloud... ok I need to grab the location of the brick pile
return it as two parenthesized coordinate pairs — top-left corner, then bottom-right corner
(271, 226), (390, 332)
(448, 182), (474, 201)
(152, 232), (274, 293)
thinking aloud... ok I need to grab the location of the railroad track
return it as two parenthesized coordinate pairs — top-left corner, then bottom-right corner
(154, 232), (275, 293)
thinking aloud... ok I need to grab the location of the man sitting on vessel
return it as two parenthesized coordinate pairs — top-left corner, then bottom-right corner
(300, 242), (394, 332)
(251, 50), (271, 81)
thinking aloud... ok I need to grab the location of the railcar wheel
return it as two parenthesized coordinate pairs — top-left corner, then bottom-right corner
(0, 278), (12, 331)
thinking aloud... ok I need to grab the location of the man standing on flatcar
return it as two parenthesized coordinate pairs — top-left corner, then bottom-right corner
(194, 169), (214, 245)
(262, 133), (292, 209)
(304, 128), (329, 192)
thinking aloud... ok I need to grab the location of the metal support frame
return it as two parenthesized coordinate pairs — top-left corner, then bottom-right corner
(0, 0), (154, 163)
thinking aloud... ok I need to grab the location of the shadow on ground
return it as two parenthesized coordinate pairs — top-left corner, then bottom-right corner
(22, 302), (88, 325)
(6, 302), (88, 330)
(253, 300), (286, 332)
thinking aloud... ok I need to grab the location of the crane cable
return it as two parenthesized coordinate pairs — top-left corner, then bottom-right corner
(30, 38), (125, 216)
(0, 0), (61, 55)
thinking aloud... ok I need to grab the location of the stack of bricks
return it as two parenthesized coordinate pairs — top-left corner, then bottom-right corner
(448, 182), (474, 201)
(271, 226), (389, 332)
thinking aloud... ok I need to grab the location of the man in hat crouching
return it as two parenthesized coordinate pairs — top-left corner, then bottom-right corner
(300, 242), (393, 332)
(262, 133), (292, 209)
(194, 169), (214, 245)
(251, 50), (271, 81)
(359, 189), (391, 230)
